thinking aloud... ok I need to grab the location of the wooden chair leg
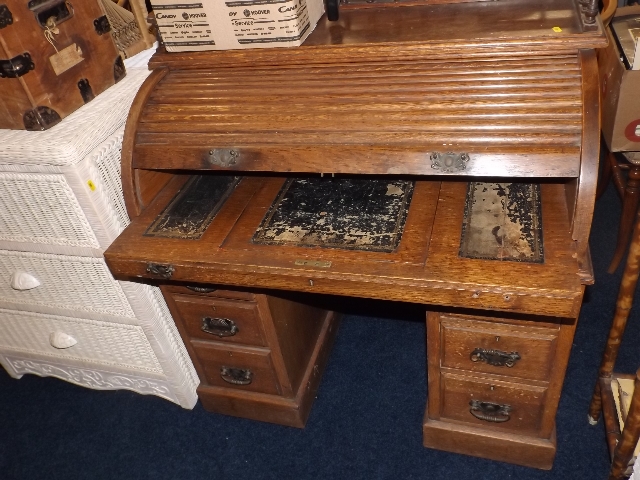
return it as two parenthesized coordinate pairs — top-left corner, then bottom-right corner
(611, 152), (626, 198)
(609, 369), (640, 480)
(598, 148), (614, 200)
(591, 209), (640, 422)
(608, 165), (640, 274)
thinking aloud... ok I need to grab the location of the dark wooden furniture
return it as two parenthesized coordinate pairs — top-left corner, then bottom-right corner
(597, 151), (640, 273)
(596, 6), (640, 273)
(104, 0), (606, 470)
(589, 207), (640, 479)
(0, 0), (124, 130)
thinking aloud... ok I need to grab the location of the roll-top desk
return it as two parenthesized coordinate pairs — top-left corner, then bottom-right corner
(104, 0), (607, 469)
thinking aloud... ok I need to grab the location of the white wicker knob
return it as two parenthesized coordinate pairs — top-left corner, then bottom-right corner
(49, 332), (77, 349)
(10, 271), (41, 291)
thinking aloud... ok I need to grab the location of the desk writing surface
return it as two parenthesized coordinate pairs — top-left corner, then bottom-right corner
(104, 175), (583, 318)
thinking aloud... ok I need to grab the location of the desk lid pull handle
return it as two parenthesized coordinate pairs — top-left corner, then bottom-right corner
(470, 348), (521, 367)
(469, 400), (511, 423)
(220, 367), (252, 385)
(430, 152), (469, 173)
(202, 317), (239, 337)
(207, 148), (239, 168)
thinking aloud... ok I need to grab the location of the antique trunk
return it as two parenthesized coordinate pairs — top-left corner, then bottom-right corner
(0, 0), (125, 130)
(104, 0), (606, 470)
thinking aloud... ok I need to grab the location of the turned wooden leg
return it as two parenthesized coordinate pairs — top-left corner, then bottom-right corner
(597, 149), (614, 200)
(609, 369), (640, 480)
(590, 208), (640, 421)
(608, 165), (640, 274)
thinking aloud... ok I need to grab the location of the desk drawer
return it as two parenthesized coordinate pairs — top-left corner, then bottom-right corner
(192, 342), (280, 395)
(440, 315), (558, 381)
(173, 295), (266, 347)
(167, 284), (255, 301)
(440, 372), (546, 436)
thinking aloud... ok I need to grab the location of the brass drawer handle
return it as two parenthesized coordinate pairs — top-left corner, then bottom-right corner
(187, 286), (217, 294)
(470, 348), (521, 368)
(469, 400), (511, 423)
(202, 317), (239, 337)
(220, 366), (253, 385)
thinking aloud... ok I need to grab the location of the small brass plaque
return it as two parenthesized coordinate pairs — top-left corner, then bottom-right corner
(294, 259), (332, 268)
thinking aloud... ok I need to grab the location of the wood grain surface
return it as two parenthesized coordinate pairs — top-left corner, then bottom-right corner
(148, 0), (606, 70)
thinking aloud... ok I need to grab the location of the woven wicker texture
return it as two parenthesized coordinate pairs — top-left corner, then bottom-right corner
(0, 250), (134, 318)
(0, 131), (132, 254)
(0, 172), (100, 248)
(101, 0), (145, 57)
(119, 282), (199, 407)
(124, 42), (157, 68)
(0, 309), (162, 373)
(0, 68), (151, 166)
(1, 355), (176, 402)
(0, 45), (198, 407)
(92, 132), (130, 231)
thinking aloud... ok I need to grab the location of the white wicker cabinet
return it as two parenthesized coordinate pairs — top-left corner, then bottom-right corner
(0, 51), (199, 408)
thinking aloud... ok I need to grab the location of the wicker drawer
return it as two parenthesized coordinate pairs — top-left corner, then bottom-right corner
(172, 294), (266, 347)
(0, 250), (134, 319)
(192, 342), (281, 395)
(0, 136), (131, 254)
(0, 308), (162, 374)
(440, 371), (547, 436)
(440, 314), (558, 382)
(0, 172), (100, 249)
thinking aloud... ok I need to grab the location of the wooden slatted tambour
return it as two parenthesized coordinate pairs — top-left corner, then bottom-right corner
(132, 56), (584, 177)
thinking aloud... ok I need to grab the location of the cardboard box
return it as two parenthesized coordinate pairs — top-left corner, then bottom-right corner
(149, 0), (324, 51)
(599, 5), (640, 153)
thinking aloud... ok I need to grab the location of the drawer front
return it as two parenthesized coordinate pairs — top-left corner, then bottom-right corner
(0, 250), (134, 318)
(167, 285), (255, 301)
(0, 173), (100, 249)
(440, 315), (558, 381)
(173, 295), (266, 347)
(0, 308), (162, 373)
(192, 342), (280, 395)
(440, 372), (546, 436)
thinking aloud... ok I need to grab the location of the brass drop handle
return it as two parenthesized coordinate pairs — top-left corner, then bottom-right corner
(470, 348), (521, 367)
(146, 262), (174, 279)
(202, 317), (238, 337)
(187, 286), (217, 294)
(220, 367), (253, 385)
(469, 400), (511, 423)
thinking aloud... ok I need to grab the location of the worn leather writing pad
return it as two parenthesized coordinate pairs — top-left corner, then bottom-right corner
(252, 177), (415, 252)
(459, 182), (544, 263)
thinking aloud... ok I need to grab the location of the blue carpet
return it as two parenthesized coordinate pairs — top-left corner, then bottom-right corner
(0, 180), (637, 480)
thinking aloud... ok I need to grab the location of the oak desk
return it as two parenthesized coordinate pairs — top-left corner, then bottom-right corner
(105, 0), (606, 469)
